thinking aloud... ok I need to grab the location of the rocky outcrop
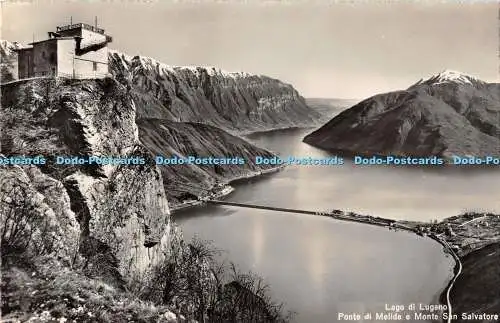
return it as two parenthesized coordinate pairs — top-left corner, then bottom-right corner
(1, 78), (172, 282)
(109, 51), (322, 134)
(304, 70), (500, 159)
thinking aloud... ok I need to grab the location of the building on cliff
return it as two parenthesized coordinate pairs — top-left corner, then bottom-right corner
(14, 21), (112, 79)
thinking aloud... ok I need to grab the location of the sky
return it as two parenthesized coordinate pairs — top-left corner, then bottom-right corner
(1, 0), (498, 99)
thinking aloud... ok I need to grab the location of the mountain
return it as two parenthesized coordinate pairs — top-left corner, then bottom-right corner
(107, 50), (321, 205)
(108, 50), (309, 206)
(109, 51), (322, 134)
(303, 70), (500, 159)
(138, 119), (276, 206)
(408, 70), (486, 88)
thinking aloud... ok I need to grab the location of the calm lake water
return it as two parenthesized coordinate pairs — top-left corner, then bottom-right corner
(174, 124), (500, 322)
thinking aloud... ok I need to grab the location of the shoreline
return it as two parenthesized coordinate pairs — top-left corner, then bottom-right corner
(429, 235), (462, 323)
(169, 164), (284, 213)
(241, 125), (318, 137)
(296, 145), (500, 172)
(235, 124), (321, 137)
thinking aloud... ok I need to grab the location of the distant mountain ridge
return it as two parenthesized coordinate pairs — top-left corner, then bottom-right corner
(109, 50), (322, 134)
(304, 70), (500, 159)
(305, 98), (360, 122)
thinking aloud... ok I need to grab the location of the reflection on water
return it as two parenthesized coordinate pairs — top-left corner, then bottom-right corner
(173, 127), (500, 322)
(176, 208), (454, 323)
(244, 128), (500, 221)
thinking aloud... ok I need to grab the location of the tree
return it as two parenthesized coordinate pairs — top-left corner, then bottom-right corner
(142, 237), (292, 322)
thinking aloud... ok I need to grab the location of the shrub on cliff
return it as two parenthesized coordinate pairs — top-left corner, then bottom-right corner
(1, 171), (74, 264)
(139, 237), (293, 323)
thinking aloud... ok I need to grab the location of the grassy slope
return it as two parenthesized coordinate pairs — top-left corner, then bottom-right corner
(1, 256), (180, 323)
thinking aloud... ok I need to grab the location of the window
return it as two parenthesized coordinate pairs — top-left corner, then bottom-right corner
(49, 52), (57, 64)
(93, 62), (97, 71)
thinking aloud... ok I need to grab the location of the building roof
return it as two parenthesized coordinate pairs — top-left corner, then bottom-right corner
(13, 46), (33, 52)
(27, 36), (79, 46)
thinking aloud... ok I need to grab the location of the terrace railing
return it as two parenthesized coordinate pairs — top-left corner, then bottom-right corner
(57, 71), (112, 79)
(56, 23), (105, 35)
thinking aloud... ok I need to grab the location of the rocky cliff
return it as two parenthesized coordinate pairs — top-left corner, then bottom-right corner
(304, 70), (500, 159)
(1, 78), (173, 282)
(109, 51), (321, 134)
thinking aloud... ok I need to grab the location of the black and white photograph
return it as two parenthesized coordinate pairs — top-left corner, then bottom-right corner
(0, 0), (499, 322)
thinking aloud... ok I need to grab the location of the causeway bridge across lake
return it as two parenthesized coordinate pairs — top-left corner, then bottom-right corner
(205, 200), (401, 228)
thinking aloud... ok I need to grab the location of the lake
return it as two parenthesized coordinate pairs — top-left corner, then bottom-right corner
(174, 123), (499, 322)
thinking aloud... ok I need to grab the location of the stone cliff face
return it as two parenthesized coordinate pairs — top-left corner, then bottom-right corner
(304, 71), (500, 158)
(0, 162), (80, 264)
(109, 51), (321, 134)
(1, 78), (172, 283)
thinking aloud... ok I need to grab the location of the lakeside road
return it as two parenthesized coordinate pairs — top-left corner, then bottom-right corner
(445, 243), (462, 323)
(435, 235), (463, 323)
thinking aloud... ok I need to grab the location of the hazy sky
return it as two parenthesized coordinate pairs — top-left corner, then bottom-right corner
(1, 0), (498, 99)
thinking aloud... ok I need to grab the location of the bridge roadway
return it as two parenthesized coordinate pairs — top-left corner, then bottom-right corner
(205, 200), (398, 228)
